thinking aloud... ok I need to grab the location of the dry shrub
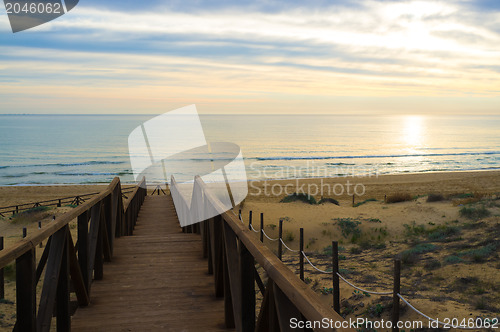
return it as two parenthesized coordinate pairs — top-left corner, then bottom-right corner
(427, 193), (445, 202)
(386, 193), (412, 204)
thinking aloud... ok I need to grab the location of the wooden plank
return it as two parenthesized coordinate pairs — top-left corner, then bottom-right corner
(273, 283), (303, 332)
(256, 279), (279, 332)
(71, 195), (230, 332)
(87, 201), (102, 287)
(35, 236), (52, 284)
(67, 233), (90, 306)
(37, 226), (67, 332)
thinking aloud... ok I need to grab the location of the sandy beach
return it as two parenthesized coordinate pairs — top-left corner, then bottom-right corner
(238, 170), (500, 329)
(1, 170), (499, 330)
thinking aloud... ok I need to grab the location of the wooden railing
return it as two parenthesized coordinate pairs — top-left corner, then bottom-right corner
(0, 177), (146, 332)
(170, 175), (354, 332)
(0, 186), (137, 217)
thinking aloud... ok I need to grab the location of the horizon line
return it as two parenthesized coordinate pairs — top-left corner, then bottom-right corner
(1, 113), (499, 116)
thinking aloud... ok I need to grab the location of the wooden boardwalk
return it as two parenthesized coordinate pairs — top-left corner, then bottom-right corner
(71, 195), (230, 332)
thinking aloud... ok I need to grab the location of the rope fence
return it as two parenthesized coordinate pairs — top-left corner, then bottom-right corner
(337, 272), (392, 295)
(238, 209), (495, 331)
(302, 251), (332, 274)
(262, 229), (279, 241)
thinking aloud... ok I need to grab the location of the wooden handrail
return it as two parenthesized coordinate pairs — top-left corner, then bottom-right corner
(0, 176), (147, 332)
(170, 175), (354, 332)
(0, 186), (136, 214)
(1, 178), (117, 269)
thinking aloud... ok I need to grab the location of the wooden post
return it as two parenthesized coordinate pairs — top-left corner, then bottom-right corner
(78, 211), (89, 292)
(332, 241), (340, 314)
(94, 215), (104, 280)
(207, 219), (213, 275)
(384, 194), (387, 203)
(240, 241), (256, 332)
(57, 199), (62, 207)
(38, 221), (43, 248)
(202, 220), (208, 259)
(392, 259), (401, 332)
(248, 210), (252, 230)
(0, 237), (4, 299)
(299, 228), (304, 281)
(222, 240), (235, 328)
(16, 248), (36, 331)
(352, 195), (355, 206)
(23, 227), (27, 238)
(260, 213), (264, 243)
(57, 236), (70, 331)
(278, 219), (283, 261)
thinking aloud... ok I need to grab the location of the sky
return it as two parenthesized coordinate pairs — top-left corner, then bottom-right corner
(0, 0), (499, 115)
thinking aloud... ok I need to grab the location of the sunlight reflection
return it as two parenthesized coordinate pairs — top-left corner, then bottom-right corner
(403, 115), (423, 147)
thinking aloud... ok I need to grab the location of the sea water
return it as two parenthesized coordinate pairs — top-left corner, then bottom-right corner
(0, 114), (499, 185)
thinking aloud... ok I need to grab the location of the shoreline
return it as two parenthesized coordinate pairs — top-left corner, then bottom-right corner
(1, 170), (499, 206)
(1, 168), (500, 186)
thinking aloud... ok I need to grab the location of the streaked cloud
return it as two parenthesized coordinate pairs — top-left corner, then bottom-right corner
(0, 0), (499, 114)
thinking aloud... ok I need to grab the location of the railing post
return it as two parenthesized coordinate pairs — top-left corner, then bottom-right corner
(57, 233), (70, 331)
(16, 248), (36, 331)
(260, 213), (264, 243)
(57, 199), (62, 207)
(278, 219), (283, 261)
(0, 236), (4, 300)
(299, 228), (304, 281)
(78, 210), (90, 293)
(222, 239), (235, 328)
(332, 241), (340, 314)
(202, 220), (208, 258)
(38, 221), (43, 248)
(240, 241), (255, 332)
(211, 215), (224, 297)
(392, 259), (401, 332)
(104, 194), (113, 256)
(207, 219), (213, 275)
(94, 214), (104, 281)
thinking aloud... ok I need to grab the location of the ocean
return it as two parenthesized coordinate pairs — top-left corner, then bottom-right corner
(0, 114), (499, 185)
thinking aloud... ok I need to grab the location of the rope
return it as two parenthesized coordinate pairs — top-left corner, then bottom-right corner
(302, 251), (332, 274)
(336, 272), (392, 295)
(397, 294), (478, 330)
(262, 229), (279, 241)
(230, 210), (245, 223)
(280, 238), (300, 252)
(250, 223), (260, 233)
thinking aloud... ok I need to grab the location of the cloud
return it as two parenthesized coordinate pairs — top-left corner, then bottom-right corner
(0, 0), (499, 114)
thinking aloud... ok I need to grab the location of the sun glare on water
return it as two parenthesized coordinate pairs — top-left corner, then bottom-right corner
(403, 115), (424, 147)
